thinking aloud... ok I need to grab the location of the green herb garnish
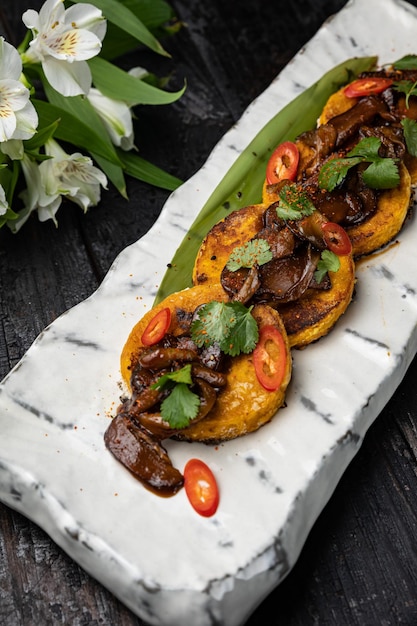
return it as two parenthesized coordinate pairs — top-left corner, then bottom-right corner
(152, 364), (200, 429)
(393, 54), (417, 71)
(314, 249), (341, 284)
(226, 239), (272, 271)
(191, 300), (259, 356)
(151, 302), (260, 426)
(393, 79), (417, 108)
(318, 136), (400, 191)
(391, 55), (417, 108)
(159, 384), (200, 429)
(275, 182), (316, 220)
(401, 118), (417, 157)
(152, 363), (194, 390)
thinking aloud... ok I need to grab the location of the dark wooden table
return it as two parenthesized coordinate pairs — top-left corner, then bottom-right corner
(2, 1), (417, 624)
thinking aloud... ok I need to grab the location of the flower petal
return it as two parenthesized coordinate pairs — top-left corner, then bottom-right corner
(43, 56), (92, 96)
(0, 79), (31, 112)
(65, 3), (107, 41)
(37, 196), (62, 225)
(43, 28), (103, 62)
(0, 37), (22, 81)
(87, 88), (134, 149)
(0, 111), (16, 142)
(13, 101), (38, 140)
(1, 139), (24, 160)
(37, 0), (65, 32)
(0, 184), (8, 216)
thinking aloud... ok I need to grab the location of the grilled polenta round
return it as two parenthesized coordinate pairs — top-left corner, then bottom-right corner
(192, 204), (355, 349)
(318, 83), (413, 256)
(120, 283), (292, 443)
(192, 204), (265, 288)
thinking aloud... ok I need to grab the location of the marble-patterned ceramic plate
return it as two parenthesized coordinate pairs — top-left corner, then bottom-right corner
(2, 0), (417, 624)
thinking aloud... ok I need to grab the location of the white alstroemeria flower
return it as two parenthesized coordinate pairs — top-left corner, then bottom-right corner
(0, 183), (9, 216)
(87, 87), (135, 151)
(0, 37), (38, 143)
(21, 0), (106, 97)
(41, 139), (108, 214)
(15, 141), (107, 231)
(14, 153), (62, 231)
(1, 139), (25, 160)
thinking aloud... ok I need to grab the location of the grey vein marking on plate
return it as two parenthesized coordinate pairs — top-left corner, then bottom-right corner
(344, 327), (391, 352)
(60, 332), (105, 351)
(3, 393), (74, 430)
(244, 452), (284, 494)
(370, 263), (417, 300)
(299, 395), (334, 425)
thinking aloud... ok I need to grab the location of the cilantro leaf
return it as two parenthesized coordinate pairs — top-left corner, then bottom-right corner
(191, 300), (259, 356)
(151, 365), (201, 429)
(152, 363), (193, 391)
(275, 182), (316, 220)
(347, 135), (381, 159)
(191, 301), (237, 347)
(401, 118), (417, 157)
(218, 304), (258, 356)
(362, 158), (400, 189)
(318, 155), (363, 191)
(160, 383), (200, 429)
(393, 79), (417, 108)
(318, 137), (399, 191)
(393, 54), (417, 70)
(226, 239), (273, 271)
(392, 55), (417, 107)
(314, 249), (340, 284)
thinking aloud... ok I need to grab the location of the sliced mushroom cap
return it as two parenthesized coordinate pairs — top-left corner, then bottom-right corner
(257, 245), (321, 304)
(104, 414), (184, 496)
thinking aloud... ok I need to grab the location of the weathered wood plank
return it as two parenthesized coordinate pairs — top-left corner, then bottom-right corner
(1, 0), (417, 624)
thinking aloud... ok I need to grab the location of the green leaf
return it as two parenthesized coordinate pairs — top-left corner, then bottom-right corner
(362, 158), (400, 189)
(393, 79), (417, 107)
(319, 136), (400, 191)
(191, 301), (235, 347)
(71, 0), (169, 57)
(24, 120), (59, 151)
(275, 182), (316, 219)
(32, 98), (121, 166)
(314, 249), (340, 283)
(100, 0), (177, 60)
(89, 57), (185, 106)
(318, 156), (362, 191)
(154, 55), (378, 304)
(114, 0), (174, 30)
(393, 54), (417, 70)
(191, 301), (258, 356)
(0, 159), (21, 208)
(401, 118), (417, 157)
(219, 305), (258, 356)
(160, 383), (200, 428)
(226, 238), (272, 271)
(91, 152), (127, 198)
(347, 136), (380, 159)
(118, 150), (182, 191)
(39, 69), (182, 195)
(152, 364), (193, 390)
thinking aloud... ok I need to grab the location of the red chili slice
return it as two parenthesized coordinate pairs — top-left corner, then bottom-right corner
(344, 77), (393, 98)
(322, 222), (352, 256)
(253, 325), (287, 392)
(184, 458), (219, 517)
(266, 141), (299, 185)
(141, 307), (171, 346)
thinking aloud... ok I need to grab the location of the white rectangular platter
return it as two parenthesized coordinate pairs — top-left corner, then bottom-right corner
(1, 0), (417, 624)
